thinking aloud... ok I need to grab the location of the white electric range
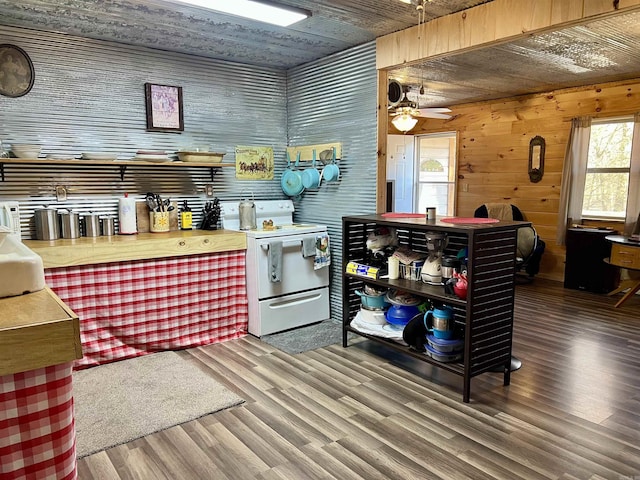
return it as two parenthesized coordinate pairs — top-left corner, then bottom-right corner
(220, 200), (330, 337)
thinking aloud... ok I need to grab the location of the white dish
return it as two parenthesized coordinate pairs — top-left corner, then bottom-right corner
(11, 144), (41, 158)
(82, 152), (117, 161)
(46, 154), (77, 160)
(134, 155), (171, 163)
(382, 323), (404, 332)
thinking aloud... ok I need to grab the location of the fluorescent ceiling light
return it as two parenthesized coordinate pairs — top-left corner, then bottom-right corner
(175, 0), (309, 27)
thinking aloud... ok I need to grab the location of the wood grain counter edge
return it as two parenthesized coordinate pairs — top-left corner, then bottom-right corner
(0, 287), (82, 376)
(24, 230), (247, 269)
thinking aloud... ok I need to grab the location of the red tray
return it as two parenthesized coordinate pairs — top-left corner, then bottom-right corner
(441, 217), (499, 224)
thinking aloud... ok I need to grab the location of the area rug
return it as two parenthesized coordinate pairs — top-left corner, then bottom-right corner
(260, 319), (353, 355)
(73, 350), (244, 458)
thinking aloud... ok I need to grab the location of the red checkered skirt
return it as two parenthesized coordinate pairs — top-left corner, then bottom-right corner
(46, 251), (249, 368)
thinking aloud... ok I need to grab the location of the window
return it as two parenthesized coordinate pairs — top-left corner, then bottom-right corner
(415, 132), (457, 216)
(582, 118), (633, 219)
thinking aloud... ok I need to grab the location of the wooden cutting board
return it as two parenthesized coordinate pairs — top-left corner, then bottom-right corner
(136, 201), (179, 233)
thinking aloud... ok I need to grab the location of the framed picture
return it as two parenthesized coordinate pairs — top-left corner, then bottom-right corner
(144, 83), (184, 132)
(0, 44), (35, 98)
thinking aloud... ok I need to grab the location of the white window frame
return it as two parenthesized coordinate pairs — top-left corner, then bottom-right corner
(414, 131), (457, 217)
(582, 116), (634, 221)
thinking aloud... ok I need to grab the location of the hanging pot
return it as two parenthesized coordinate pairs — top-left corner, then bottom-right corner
(302, 149), (322, 189)
(281, 151), (304, 197)
(322, 146), (340, 182)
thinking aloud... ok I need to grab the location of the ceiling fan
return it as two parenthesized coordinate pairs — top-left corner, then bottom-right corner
(388, 80), (452, 121)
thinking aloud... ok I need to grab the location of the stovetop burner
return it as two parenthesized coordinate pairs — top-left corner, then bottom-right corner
(219, 200), (326, 237)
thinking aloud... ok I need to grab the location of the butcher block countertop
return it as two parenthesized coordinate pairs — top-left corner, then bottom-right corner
(0, 287), (82, 376)
(24, 229), (247, 268)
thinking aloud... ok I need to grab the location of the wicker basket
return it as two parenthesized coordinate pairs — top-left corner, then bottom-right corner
(177, 152), (225, 163)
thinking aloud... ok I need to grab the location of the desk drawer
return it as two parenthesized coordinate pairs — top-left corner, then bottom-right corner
(610, 243), (640, 269)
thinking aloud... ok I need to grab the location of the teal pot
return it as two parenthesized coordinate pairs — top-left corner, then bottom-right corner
(355, 290), (390, 309)
(322, 146), (340, 182)
(302, 150), (321, 189)
(281, 151), (304, 197)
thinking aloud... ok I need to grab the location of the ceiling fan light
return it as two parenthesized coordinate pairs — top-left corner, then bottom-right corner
(392, 114), (418, 133)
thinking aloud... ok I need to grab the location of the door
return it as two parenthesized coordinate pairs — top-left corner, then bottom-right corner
(387, 135), (415, 212)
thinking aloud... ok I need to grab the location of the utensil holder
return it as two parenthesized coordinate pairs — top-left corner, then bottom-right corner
(149, 212), (170, 232)
(400, 263), (422, 281)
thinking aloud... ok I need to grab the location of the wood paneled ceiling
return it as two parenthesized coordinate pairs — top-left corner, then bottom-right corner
(387, 9), (640, 108)
(1, 0), (639, 108)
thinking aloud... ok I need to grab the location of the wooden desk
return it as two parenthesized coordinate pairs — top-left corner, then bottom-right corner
(605, 235), (640, 307)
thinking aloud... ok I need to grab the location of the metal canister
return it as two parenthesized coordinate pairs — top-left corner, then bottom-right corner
(59, 210), (80, 239)
(83, 213), (101, 237)
(101, 216), (115, 236)
(34, 206), (60, 240)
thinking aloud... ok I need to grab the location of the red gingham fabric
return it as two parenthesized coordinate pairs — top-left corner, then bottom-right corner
(45, 251), (248, 369)
(0, 362), (76, 480)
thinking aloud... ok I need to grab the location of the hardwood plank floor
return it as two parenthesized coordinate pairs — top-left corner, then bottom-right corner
(77, 280), (640, 479)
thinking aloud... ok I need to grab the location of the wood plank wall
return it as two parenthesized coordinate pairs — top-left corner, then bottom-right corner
(402, 77), (640, 282)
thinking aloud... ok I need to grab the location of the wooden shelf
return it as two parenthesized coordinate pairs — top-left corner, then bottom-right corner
(345, 272), (466, 307)
(0, 157), (235, 181)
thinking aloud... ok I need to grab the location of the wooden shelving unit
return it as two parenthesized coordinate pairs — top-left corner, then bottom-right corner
(342, 214), (529, 402)
(0, 158), (235, 181)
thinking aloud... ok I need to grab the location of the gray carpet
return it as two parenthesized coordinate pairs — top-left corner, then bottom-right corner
(260, 319), (351, 354)
(73, 351), (244, 458)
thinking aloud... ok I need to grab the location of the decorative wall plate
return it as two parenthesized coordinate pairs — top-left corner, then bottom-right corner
(0, 44), (35, 98)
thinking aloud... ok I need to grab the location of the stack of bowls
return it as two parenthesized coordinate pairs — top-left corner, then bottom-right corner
(355, 284), (389, 325)
(11, 144), (41, 158)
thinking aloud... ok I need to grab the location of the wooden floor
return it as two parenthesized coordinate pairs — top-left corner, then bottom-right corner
(77, 280), (640, 480)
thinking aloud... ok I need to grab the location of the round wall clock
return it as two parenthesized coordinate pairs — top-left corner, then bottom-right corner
(0, 44), (35, 98)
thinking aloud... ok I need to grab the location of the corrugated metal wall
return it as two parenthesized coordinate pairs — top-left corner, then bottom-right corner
(0, 26), (288, 235)
(287, 42), (378, 321)
(1, 25), (378, 322)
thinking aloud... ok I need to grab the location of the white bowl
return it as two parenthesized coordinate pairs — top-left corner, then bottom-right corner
(11, 144), (41, 158)
(358, 306), (388, 325)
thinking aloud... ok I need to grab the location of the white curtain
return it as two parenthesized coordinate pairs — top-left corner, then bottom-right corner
(556, 117), (592, 245)
(624, 112), (640, 235)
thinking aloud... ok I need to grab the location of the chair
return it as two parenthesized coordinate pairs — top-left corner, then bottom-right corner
(474, 203), (545, 282)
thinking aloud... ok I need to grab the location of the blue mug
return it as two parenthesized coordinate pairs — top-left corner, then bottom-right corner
(424, 306), (455, 340)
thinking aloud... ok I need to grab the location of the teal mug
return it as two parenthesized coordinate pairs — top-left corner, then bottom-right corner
(424, 306), (455, 339)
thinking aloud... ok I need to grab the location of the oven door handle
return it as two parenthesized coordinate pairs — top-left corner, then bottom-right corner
(260, 240), (300, 250)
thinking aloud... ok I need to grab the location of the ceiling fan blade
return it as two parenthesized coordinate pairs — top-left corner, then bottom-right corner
(418, 107), (452, 113)
(416, 111), (453, 119)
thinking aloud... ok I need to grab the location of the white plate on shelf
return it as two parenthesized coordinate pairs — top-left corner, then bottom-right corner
(46, 154), (78, 160)
(134, 155), (172, 163)
(82, 152), (118, 161)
